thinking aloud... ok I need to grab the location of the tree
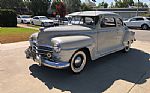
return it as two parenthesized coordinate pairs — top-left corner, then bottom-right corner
(81, 3), (92, 11)
(0, 0), (24, 9)
(31, 0), (49, 16)
(51, 0), (66, 17)
(143, 3), (148, 8)
(110, 2), (115, 8)
(98, 2), (108, 8)
(134, 2), (148, 8)
(63, 0), (81, 13)
(114, 0), (134, 8)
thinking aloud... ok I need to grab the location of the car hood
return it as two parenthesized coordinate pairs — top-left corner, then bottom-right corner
(41, 19), (54, 23)
(37, 25), (93, 45)
(44, 25), (92, 32)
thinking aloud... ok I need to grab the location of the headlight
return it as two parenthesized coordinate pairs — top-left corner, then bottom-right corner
(53, 43), (61, 53)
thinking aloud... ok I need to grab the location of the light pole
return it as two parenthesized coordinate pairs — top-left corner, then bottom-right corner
(136, 0), (139, 16)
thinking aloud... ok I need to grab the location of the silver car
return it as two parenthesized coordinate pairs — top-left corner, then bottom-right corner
(25, 11), (135, 74)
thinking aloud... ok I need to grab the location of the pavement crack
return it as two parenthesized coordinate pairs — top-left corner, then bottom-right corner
(127, 72), (147, 93)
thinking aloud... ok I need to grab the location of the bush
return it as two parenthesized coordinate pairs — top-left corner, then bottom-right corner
(141, 13), (150, 17)
(0, 9), (17, 27)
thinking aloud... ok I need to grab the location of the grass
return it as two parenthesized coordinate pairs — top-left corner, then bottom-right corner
(0, 27), (38, 44)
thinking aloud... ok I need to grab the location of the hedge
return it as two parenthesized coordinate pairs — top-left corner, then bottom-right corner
(0, 9), (17, 27)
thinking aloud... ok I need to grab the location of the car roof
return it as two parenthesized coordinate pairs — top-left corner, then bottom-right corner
(68, 11), (119, 17)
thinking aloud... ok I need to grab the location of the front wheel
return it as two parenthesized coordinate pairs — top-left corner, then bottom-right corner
(70, 50), (88, 74)
(123, 41), (131, 53)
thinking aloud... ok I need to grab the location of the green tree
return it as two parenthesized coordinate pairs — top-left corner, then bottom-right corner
(0, 0), (24, 9)
(114, 0), (134, 8)
(81, 3), (92, 11)
(110, 2), (115, 8)
(98, 2), (108, 8)
(31, 0), (49, 16)
(63, 0), (81, 13)
(51, 0), (66, 17)
(134, 2), (148, 8)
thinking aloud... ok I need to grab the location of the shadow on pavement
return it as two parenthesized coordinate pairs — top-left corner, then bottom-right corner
(29, 48), (150, 93)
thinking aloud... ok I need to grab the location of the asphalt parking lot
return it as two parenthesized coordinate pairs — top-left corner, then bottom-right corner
(0, 29), (150, 93)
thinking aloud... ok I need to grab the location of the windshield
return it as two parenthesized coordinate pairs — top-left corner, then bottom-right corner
(39, 17), (48, 20)
(21, 15), (31, 18)
(70, 16), (98, 27)
(146, 17), (150, 21)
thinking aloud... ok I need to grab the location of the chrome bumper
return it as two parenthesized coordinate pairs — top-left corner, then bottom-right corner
(25, 47), (70, 69)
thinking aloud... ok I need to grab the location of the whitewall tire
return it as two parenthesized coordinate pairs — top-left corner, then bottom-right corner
(70, 50), (87, 74)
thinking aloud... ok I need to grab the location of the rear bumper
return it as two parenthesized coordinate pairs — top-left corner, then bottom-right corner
(25, 47), (70, 69)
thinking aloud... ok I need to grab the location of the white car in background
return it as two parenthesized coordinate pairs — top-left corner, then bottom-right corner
(124, 16), (150, 30)
(17, 15), (31, 24)
(31, 16), (54, 27)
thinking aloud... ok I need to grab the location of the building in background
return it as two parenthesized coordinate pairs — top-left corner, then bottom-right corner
(94, 8), (149, 20)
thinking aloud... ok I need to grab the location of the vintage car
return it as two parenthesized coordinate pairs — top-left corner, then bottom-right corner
(25, 11), (135, 73)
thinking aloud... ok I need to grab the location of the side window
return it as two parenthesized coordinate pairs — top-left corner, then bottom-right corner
(136, 18), (144, 21)
(100, 17), (116, 28)
(130, 18), (144, 21)
(33, 17), (39, 19)
(116, 18), (123, 27)
(130, 18), (136, 21)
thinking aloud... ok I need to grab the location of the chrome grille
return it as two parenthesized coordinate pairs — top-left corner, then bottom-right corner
(31, 42), (53, 58)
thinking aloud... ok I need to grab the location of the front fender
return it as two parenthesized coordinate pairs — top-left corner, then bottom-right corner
(51, 35), (94, 50)
(51, 35), (95, 62)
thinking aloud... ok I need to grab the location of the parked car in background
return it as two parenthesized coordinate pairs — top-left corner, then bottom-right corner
(31, 16), (54, 27)
(17, 15), (31, 24)
(25, 11), (135, 74)
(51, 18), (59, 26)
(124, 16), (150, 30)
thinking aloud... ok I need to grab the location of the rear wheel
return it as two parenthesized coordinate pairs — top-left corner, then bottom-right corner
(70, 50), (88, 74)
(141, 24), (149, 30)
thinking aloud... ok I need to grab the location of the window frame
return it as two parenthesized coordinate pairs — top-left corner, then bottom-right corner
(100, 16), (117, 28)
(116, 18), (123, 27)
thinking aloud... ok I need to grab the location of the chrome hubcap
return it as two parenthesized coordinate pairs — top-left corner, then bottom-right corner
(75, 56), (82, 64)
(74, 55), (83, 67)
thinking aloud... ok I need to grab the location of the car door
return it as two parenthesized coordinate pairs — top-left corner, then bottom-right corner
(98, 15), (118, 54)
(129, 17), (144, 27)
(115, 17), (125, 47)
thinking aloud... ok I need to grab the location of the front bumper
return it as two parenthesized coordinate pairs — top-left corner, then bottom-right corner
(25, 47), (70, 69)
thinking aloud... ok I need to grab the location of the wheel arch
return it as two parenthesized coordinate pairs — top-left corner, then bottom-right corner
(141, 23), (149, 27)
(70, 47), (92, 63)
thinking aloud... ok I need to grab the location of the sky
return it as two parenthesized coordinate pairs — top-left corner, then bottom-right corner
(81, 0), (150, 6)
